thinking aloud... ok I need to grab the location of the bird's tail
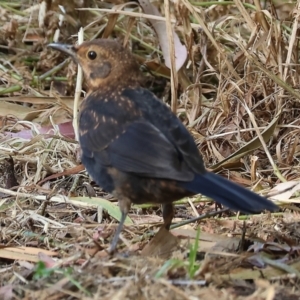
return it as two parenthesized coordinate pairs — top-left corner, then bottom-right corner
(180, 172), (277, 213)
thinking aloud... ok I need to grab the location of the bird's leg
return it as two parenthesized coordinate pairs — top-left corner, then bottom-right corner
(162, 203), (174, 230)
(109, 211), (127, 253)
(108, 196), (131, 253)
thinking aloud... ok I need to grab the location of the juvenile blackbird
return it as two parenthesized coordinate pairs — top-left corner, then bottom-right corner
(48, 39), (278, 252)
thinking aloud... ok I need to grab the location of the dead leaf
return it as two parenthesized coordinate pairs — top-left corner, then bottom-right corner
(0, 247), (58, 262)
(141, 226), (179, 258)
(268, 181), (300, 201)
(4, 121), (75, 140)
(5, 156), (18, 189)
(0, 101), (41, 121)
(211, 109), (281, 171)
(138, 0), (187, 71)
(0, 285), (14, 300)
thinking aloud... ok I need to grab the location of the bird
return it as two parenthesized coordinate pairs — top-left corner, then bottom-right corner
(48, 39), (278, 253)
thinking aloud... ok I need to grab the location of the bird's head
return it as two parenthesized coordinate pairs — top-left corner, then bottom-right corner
(48, 39), (141, 91)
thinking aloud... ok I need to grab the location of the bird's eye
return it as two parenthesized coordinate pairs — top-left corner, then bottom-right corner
(87, 51), (97, 60)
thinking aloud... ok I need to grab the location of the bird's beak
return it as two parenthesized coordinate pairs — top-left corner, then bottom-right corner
(48, 43), (77, 61)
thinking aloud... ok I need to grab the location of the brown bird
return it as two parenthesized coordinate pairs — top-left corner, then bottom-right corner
(48, 39), (278, 253)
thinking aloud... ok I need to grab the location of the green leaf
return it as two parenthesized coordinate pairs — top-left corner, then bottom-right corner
(33, 261), (55, 280)
(70, 197), (133, 225)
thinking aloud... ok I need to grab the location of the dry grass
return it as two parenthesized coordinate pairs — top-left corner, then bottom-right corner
(1, 0), (300, 299)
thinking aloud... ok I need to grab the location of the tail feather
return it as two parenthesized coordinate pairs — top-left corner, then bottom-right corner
(180, 172), (277, 213)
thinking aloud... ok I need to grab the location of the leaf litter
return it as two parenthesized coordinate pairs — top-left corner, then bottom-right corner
(1, 0), (300, 299)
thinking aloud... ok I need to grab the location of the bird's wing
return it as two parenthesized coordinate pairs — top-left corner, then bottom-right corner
(79, 87), (206, 181)
(78, 93), (139, 153)
(80, 112), (194, 181)
(121, 88), (206, 174)
(107, 120), (195, 180)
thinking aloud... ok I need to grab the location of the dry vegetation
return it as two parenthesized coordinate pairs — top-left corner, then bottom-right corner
(1, 0), (300, 299)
